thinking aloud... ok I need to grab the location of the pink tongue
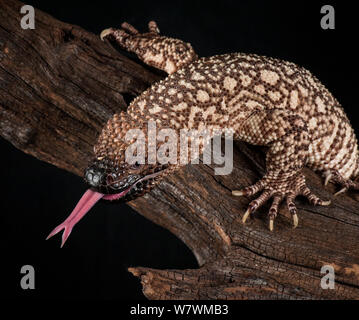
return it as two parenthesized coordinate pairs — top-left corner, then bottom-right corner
(46, 189), (104, 247)
(102, 188), (130, 200)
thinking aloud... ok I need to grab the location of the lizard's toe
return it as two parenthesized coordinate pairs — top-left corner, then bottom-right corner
(300, 185), (331, 206)
(121, 22), (139, 35)
(148, 21), (160, 34)
(268, 195), (282, 231)
(241, 189), (272, 223)
(232, 179), (265, 197)
(240, 190), (300, 230)
(323, 169), (359, 196)
(286, 193), (299, 228)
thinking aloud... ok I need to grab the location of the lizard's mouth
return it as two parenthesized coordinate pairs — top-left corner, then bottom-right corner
(46, 171), (163, 247)
(102, 171), (163, 201)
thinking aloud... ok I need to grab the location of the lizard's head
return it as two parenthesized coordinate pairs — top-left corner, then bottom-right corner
(84, 112), (176, 202)
(83, 158), (168, 202)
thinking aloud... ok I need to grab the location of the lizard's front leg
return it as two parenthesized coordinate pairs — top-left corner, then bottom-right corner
(100, 21), (198, 74)
(232, 109), (331, 230)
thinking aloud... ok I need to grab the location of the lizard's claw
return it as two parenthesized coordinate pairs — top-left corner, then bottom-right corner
(292, 212), (299, 229)
(100, 28), (113, 41)
(233, 173), (331, 230)
(333, 187), (347, 197)
(269, 218), (274, 232)
(324, 172), (332, 186)
(241, 208), (251, 224)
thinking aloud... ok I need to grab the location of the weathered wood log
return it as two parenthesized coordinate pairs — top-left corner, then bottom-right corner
(1, 0), (359, 299)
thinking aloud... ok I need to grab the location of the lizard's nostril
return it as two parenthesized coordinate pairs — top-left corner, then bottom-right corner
(84, 166), (105, 188)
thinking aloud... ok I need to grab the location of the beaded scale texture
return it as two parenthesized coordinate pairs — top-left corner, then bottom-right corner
(47, 19), (359, 245)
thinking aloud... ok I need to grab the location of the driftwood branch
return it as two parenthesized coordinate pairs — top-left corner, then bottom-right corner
(1, 0), (359, 299)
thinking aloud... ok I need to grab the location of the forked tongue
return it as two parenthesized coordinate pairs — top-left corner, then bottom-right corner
(46, 189), (104, 247)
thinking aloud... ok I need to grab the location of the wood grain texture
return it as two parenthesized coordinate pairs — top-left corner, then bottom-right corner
(1, 0), (359, 299)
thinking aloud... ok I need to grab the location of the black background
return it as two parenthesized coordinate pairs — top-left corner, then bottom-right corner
(0, 0), (357, 301)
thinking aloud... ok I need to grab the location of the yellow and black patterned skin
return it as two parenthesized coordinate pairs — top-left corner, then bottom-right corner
(95, 21), (359, 230)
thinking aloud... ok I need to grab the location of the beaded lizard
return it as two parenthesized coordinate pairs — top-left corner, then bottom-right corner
(47, 21), (359, 247)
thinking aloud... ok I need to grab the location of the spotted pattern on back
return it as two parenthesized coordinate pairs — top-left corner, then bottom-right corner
(119, 52), (358, 180)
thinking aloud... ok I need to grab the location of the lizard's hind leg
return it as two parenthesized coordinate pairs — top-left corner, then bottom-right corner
(100, 21), (197, 74)
(307, 111), (359, 196)
(232, 109), (331, 231)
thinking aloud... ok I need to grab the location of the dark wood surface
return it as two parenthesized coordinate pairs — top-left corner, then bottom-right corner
(1, 0), (359, 299)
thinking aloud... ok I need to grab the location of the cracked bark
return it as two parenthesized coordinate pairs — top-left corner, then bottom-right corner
(1, 0), (359, 300)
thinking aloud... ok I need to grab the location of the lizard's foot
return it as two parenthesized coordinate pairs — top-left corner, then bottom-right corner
(99, 21), (197, 74)
(232, 173), (331, 231)
(323, 169), (359, 196)
(100, 21), (159, 49)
